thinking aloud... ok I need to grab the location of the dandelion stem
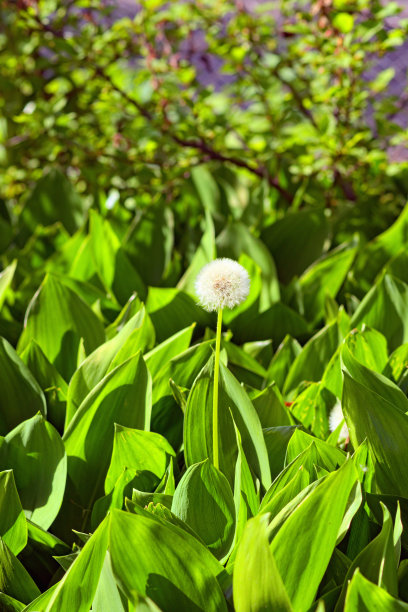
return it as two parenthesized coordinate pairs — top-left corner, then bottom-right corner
(213, 308), (223, 470)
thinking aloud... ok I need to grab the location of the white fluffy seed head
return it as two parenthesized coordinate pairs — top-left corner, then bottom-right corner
(195, 258), (250, 312)
(329, 401), (349, 441)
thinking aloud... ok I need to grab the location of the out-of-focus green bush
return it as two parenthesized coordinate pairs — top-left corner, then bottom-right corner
(1, 0), (408, 238)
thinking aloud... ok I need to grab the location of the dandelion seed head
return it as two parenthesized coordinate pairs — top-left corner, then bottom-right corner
(329, 401), (349, 441)
(195, 258), (250, 312)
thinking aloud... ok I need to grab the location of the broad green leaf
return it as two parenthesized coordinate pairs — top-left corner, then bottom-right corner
(266, 335), (302, 390)
(223, 337), (267, 389)
(146, 287), (212, 343)
(260, 443), (321, 512)
(251, 384), (293, 429)
(299, 241), (357, 324)
(124, 202), (174, 287)
(24, 516), (109, 612)
(92, 552), (126, 612)
(0, 470), (27, 555)
(350, 202), (408, 295)
(144, 324), (195, 380)
(20, 169), (86, 235)
(233, 423), (259, 544)
(61, 352), (151, 534)
(152, 340), (214, 449)
(344, 570), (408, 612)
(285, 429), (346, 469)
(335, 503), (399, 612)
(105, 425), (175, 494)
(177, 208), (215, 295)
(351, 274), (408, 351)
(323, 326), (388, 399)
(0, 592), (25, 611)
(0, 415), (66, 530)
(184, 357), (271, 489)
(284, 320), (344, 394)
(109, 509), (227, 611)
(172, 459), (236, 560)
(18, 274), (105, 379)
(0, 538), (40, 604)
(269, 460), (357, 611)
(66, 305), (153, 426)
(20, 340), (67, 433)
(263, 426), (298, 480)
(342, 347), (408, 497)
(229, 301), (308, 345)
(233, 514), (293, 612)
(0, 338), (46, 435)
(88, 210), (146, 303)
(261, 209), (329, 283)
(289, 382), (336, 438)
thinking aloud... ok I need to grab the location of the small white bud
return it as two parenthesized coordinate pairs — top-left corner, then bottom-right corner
(195, 258), (250, 312)
(329, 401), (349, 441)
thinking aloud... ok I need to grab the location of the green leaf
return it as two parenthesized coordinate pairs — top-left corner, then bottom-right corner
(109, 509), (227, 611)
(152, 340), (214, 449)
(229, 301), (308, 345)
(0, 538), (40, 604)
(0, 592), (25, 612)
(284, 320), (344, 394)
(285, 429), (346, 469)
(251, 384), (293, 428)
(323, 326), (388, 399)
(350, 202), (408, 295)
(124, 202), (174, 287)
(146, 287), (212, 343)
(263, 426), (298, 480)
(342, 347), (408, 497)
(344, 570), (408, 612)
(20, 340), (67, 433)
(335, 503), (399, 611)
(23, 515), (109, 612)
(233, 514), (293, 612)
(0, 415), (66, 530)
(233, 422), (259, 544)
(0, 338), (46, 435)
(105, 425), (175, 494)
(184, 356), (271, 489)
(266, 335), (302, 390)
(351, 275), (408, 351)
(144, 324), (195, 381)
(18, 274), (105, 380)
(89, 210), (146, 303)
(0, 470), (27, 555)
(299, 241), (357, 324)
(177, 209), (216, 295)
(92, 552), (127, 612)
(61, 352), (151, 534)
(66, 304), (153, 426)
(20, 169), (86, 235)
(269, 460), (358, 611)
(172, 459), (236, 560)
(261, 209), (329, 283)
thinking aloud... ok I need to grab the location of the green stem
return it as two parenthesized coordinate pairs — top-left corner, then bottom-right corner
(213, 308), (223, 470)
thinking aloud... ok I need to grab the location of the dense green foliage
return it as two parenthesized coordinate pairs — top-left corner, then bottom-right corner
(0, 167), (408, 609)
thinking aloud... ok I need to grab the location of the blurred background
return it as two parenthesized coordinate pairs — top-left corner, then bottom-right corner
(1, 0), (408, 253)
